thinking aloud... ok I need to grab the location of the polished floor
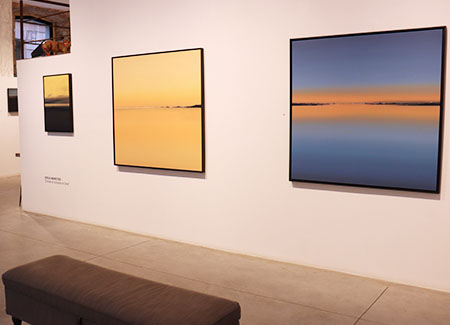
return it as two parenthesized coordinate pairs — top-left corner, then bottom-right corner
(1, 176), (450, 324)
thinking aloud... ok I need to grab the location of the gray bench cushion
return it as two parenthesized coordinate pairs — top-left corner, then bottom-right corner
(2, 255), (240, 324)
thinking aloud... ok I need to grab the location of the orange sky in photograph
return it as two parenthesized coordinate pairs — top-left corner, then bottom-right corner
(44, 75), (69, 100)
(113, 50), (202, 108)
(292, 84), (440, 104)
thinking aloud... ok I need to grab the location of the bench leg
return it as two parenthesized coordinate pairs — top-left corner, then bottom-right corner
(12, 317), (22, 325)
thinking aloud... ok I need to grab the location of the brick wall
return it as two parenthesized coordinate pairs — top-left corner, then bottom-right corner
(12, 2), (70, 41)
(0, 0), (13, 77)
(12, 2), (70, 75)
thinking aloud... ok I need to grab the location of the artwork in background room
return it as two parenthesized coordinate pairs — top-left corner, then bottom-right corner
(7, 88), (18, 113)
(290, 27), (445, 193)
(112, 48), (204, 172)
(43, 73), (73, 132)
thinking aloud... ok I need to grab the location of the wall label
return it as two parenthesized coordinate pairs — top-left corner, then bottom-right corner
(44, 176), (69, 186)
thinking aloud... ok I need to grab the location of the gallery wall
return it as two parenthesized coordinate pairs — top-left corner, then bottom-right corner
(0, 77), (20, 177)
(0, 0), (20, 177)
(18, 0), (450, 292)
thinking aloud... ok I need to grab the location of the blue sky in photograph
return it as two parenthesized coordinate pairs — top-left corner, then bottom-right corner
(291, 29), (443, 90)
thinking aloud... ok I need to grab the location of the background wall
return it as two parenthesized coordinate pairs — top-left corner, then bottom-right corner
(0, 77), (20, 177)
(18, 0), (450, 292)
(0, 0), (20, 177)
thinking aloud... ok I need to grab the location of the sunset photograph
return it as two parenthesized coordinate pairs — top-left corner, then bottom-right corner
(290, 27), (444, 192)
(112, 48), (204, 172)
(43, 73), (73, 132)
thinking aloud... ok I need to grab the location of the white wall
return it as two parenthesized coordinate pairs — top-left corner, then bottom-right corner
(0, 77), (20, 177)
(0, 0), (20, 177)
(18, 0), (450, 291)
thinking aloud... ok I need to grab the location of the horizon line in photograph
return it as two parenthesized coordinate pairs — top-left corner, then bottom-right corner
(115, 104), (202, 110)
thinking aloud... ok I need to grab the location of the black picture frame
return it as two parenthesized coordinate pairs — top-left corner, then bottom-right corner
(111, 48), (205, 173)
(290, 26), (446, 193)
(43, 73), (73, 133)
(7, 88), (18, 113)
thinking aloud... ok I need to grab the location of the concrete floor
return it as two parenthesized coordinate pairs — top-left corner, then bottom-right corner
(1, 176), (450, 324)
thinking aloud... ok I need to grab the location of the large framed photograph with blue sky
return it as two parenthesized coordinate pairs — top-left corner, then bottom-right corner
(290, 27), (445, 193)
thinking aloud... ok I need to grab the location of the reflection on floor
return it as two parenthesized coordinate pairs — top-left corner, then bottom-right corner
(1, 176), (450, 324)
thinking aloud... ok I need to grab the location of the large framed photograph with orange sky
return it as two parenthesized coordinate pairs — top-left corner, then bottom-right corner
(112, 48), (204, 172)
(43, 73), (73, 132)
(290, 27), (445, 193)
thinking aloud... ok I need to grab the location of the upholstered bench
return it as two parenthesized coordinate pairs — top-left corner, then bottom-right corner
(2, 255), (241, 324)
